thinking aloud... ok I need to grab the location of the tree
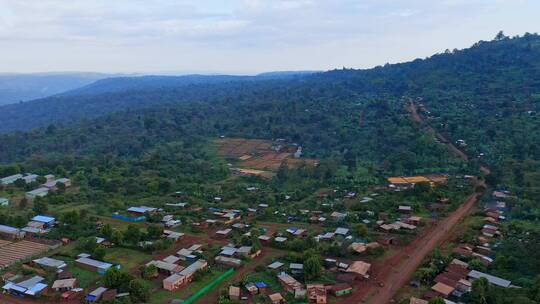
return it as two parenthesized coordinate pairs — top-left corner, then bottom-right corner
(101, 224), (113, 239)
(428, 298), (445, 304)
(494, 30), (508, 41)
(111, 230), (124, 245)
(129, 279), (150, 302)
(32, 199), (48, 214)
(146, 224), (163, 240)
(470, 277), (490, 304)
(304, 255), (322, 281)
(355, 223), (368, 238)
(124, 225), (141, 244)
(93, 247), (106, 260)
(139, 264), (157, 279)
(531, 275), (540, 302)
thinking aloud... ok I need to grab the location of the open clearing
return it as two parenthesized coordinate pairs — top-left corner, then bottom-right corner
(214, 138), (319, 172)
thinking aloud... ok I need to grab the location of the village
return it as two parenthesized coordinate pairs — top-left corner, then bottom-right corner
(0, 153), (506, 304)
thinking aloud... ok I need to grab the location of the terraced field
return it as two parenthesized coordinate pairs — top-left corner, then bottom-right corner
(0, 240), (51, 269)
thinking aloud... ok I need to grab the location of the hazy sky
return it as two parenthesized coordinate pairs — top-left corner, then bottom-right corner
(1, 0), (539, 74)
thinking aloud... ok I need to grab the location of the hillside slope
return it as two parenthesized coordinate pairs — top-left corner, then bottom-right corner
(0, 72), (112, 106)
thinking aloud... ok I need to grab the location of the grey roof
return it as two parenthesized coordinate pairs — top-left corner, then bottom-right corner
(268, 261), (284, 269)
(89, 287), (108, 296)
(76, 257), (113, 270)
(0, 224), (20, 234)
(33, 257), (66, 269)
(178, 260), (207, 276)
(468, 270), (511, 288)
(18, 276), (45, 289)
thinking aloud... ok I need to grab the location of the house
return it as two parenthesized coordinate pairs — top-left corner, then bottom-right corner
(146, 260), (184, 276)
(349, 243), (367, 254)
(30, 215), (56, 228)
(330, 211), (347, 221)
(25, 187), (49, 200)
(85, 287), (108, 302)
(268, 293), (284, 304)
(0, 224), (25, 239)
(431, 282), (454, 298)
(215, 228), (232, 238)
(163, 259), (208, 291)
(268, 261), (285, 270)
(215, 256), (242, 268)
(277, 272), (303, 293)
(75, 257), (116, 275)
(467, 270), (511, 288)
(163, 230), (184, 242)
(290, 263), (304, 274)
(235, 246), (253, 258)
(398, 205), (412, 213)
(101, 289), (118, 302)
(274, 236), (288, 243)
(162, 255), (181, 265)
(330, 283), (352, 297)
(22, 174), (38, 184)
(255, 282), (268, 294)
(410, 297), (428, 304)
(406, 216), (422, 225)
(127, 206), (157, 215)
(0, 197), (9, 206)
(44, 174), (55, 182)
(229, 286), (240, 301)
(0, 174), (23, 185)
(33, 257), (67, 270)
(258, 235), (272, 244)
(307, 284), (327, 304)
(51, 278), (77, 292)
(245, 283), (259, 295)
(2, 276), (47, 297)
(334, 227), (349, 236)
(346, 261), (371, 279)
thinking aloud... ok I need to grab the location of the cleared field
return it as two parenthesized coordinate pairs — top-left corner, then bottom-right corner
(215, 138), (318, 173)
(0, 240), (51, 269)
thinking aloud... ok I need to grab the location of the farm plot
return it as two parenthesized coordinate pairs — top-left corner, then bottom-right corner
(0, 240), (51, 269)
(215, 138), (318, 173)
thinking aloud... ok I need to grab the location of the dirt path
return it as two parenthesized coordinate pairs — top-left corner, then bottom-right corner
(334, 100), (489, 304)
(406, 101), (469, 161)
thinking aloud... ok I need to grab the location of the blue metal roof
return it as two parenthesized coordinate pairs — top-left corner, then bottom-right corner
(31, 215), (55, 223)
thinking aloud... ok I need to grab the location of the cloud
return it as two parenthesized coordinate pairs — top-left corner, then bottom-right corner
(0, 0), (539, 73)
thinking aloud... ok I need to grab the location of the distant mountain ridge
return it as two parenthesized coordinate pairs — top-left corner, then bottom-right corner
(0, 72), (114, 105)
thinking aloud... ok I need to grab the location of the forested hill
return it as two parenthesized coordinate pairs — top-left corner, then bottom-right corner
(0, 34), (539, 184)
(1, 34), (539, 134)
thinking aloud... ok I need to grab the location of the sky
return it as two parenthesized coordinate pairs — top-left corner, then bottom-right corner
(1, 0), (539, 74)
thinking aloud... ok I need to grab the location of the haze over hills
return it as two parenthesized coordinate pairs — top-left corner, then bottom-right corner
(0, 72), (115, 106)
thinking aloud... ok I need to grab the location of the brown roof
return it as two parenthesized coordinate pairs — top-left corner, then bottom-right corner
(229, 286), (240, 297)
(431, 282), (454, 296)
(52, 278), (77, 289)
(410, 297), (428, 304)
(434, 273), (458, 288)
(347, 261), (371, 277)
(445, 264), (469, 278)
(268, 293), (284, 301)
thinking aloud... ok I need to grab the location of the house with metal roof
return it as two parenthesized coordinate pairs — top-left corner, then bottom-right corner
(75, 257), (116, 275)
(25, 187), (49, 200)
(2, 276), (47, 297)
(0, 224), (25, 239)
(33, 257), (66, 270)
(467, 270), (512, 288)
(0, 174), (23, 185)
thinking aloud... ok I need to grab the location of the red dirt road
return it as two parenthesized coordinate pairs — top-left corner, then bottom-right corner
(333, 100), (487, 304)
(336, 190), (480, 304)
